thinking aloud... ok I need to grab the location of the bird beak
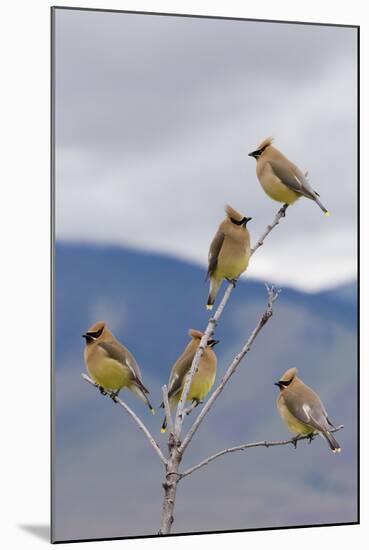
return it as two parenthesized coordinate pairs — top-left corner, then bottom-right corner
(248, 151), (258, 158)
(82, 333), (88, 339)
(274, 382), (282, 388)
(242, 217), (252, 227)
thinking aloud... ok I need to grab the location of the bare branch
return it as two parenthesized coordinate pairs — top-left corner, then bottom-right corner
(82, 374), (168, 465)
(181, 426), (344, 479)
(250, 203), (289, 256)
(179, 285), (280, 454)
(183, 400), (199, 417)
(161, 384), (174, 437)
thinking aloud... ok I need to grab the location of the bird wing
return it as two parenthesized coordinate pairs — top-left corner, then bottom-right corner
(268, 160), (317, 200)
(283, 388), (329, 431)
(167, 351), (195, 400)
(206, 229), (225, 280)
(98, 341), (150, 394)
(326, 416), (337, 429)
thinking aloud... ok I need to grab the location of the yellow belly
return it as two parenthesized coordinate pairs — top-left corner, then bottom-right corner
(87, 357), (131, 391)
(279, 402), (314, 436)
(187, 370), (216, 402)
(172, 368), (216, 405)
(216, 252), (248, 280)
(260, 168), (300, 204)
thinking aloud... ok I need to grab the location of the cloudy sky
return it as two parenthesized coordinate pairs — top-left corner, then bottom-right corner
(54, 9), (357, 291)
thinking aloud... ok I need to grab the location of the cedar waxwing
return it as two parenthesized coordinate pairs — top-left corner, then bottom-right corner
(248, 138), (329, 215)
(160, 329), (219, 432)
(275, 367), (341, 453)
(83, 321), (154, 413)
(206, 205), (252, 310)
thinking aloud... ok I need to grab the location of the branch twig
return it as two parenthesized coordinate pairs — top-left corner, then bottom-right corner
(250, 204), (289, 256)
(180, 425), (344, 479)
(179, 284), (280, 454)
(82, 374), (167, 465)
(183, 400), (199, 417)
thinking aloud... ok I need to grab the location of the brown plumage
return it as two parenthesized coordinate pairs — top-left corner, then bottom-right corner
(248, 138), (329, 214)
(160, 328), (219, 432)
(83, 320), (154, 413)
(275, 367), (341, 453)
(206, 204), (252, 310)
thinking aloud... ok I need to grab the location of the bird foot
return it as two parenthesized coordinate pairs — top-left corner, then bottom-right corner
(98, 386), (107, 396)
(109, 391), (120, 403)
(226, 278), (238, 288)
(279, 204), (288, 218)
(291, 436), (300, 449)
(308, 434), (316, 444)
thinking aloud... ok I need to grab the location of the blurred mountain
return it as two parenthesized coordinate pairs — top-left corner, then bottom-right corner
(316, 281), (357, 306)
(53, 243), (358, 542)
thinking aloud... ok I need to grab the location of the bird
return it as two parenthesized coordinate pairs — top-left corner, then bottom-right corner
(275, 367), (341, 453)
(82, 320), (154, 413)
(206, 204), (252, 310)
(248, 137), (329, 215)
(160, 329), (219, 433)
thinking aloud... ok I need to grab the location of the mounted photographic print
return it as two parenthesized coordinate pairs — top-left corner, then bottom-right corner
(51, 6), (359, 543)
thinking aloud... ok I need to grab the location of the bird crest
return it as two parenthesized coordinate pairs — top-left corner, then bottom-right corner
(256, 136), (274, 150)
(85, 320), (106, 335)
(225, 204), (244, 222)
(188, 328), (203, 339)
(279, 367), (298, 382)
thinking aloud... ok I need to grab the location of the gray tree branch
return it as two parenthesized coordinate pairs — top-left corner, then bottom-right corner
(180, 425), (344, 479)
(183, 400), (199, 417)
(82, 373), (167, 465)
(250, 203), (289, 255)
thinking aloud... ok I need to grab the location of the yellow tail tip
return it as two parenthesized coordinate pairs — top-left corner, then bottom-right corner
(150, 408), (155, 415)
(325, 211), (330, 217)
(160, 428), (166, 433)
(333, 447), (342, 454)
(206, 304), (213, 310)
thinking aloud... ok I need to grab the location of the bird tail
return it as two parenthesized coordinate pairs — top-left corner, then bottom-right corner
(323, 430), (341, 453)
(130, 383), (155, 415)
(146, 396), (155, 415)
(314, 196), (329, 216)
(161, 416), (167, 433)
(207, 277), (221, 310)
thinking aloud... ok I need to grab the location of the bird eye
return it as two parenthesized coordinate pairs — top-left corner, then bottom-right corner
(257, 146), (269, 156)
